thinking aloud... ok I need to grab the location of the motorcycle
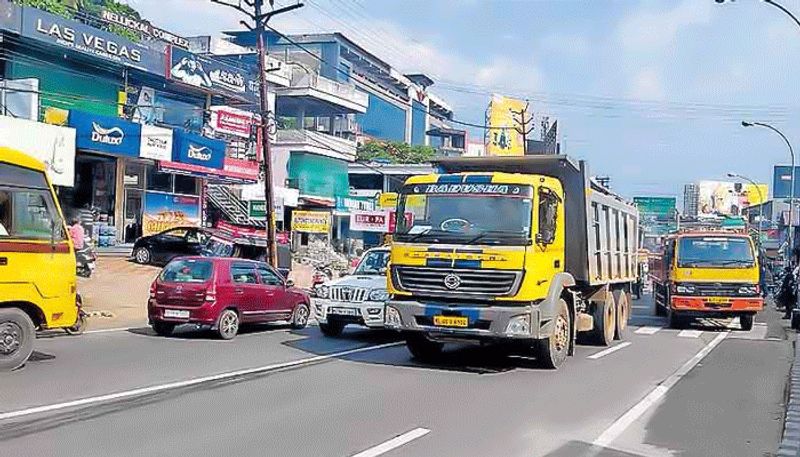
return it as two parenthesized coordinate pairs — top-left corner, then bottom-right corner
(75, 245), (97, 278)
(65, 293), (87, 335)
(310, 268), (332, 297)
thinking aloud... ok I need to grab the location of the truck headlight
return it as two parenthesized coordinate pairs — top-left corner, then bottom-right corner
(385, 306), (402, 327)
(317, 285), (330, 299)
(675, 284), (696, 295)
(505, 314), (531, 336)
(369, 289), (390, 302)
(738, 285), (759, 295)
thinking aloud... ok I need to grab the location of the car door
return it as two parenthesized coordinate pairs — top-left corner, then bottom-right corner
(156, 228), (188, 263)
(256, 263), (292, 320)
(228, 262), (261, 322)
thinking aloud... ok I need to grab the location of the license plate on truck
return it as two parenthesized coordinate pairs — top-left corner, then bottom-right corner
(433, 315), (468, 327)
(706, 297), (731, 305)
(164, 309), (190, 319)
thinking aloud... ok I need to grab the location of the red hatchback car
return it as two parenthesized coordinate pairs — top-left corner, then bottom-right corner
(148, 257), (311, 339)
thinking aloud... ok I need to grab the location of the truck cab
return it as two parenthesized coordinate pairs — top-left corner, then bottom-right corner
(650, 230), (762, 330)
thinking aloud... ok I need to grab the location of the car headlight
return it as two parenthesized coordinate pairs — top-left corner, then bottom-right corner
(505, 314), (531, 336)
(384, 306), (402, 327)
(369, 289), (390, 302)
(738, 285), (759, 295)
(675, 284), (696, 295)
(317, 285), (330, 299)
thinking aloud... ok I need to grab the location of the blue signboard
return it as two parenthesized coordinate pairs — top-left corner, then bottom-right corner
(773, 165), (800, 199)
(168, 46), (257, 102)
(69, 110), (141, 158)
(20, 7), (164, 74)
(173, 130), (225, 170)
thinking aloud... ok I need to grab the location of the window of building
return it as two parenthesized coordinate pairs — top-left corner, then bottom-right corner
(174, 175), (198, 196)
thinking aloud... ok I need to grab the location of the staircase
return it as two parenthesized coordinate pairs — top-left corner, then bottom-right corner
(206, 184), (266, 228)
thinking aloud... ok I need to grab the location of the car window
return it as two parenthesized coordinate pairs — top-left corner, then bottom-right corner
(0, 187), (64, 240)
(185, 229), (203, 243)
(165, 228), (188, 238)
(256, 264), (283, 286)
(230, 263), (258, 284)
(161, 259), (213, 283)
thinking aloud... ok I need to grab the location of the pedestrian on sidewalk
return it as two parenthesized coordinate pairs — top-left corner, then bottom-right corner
(68, 217), (85, 250)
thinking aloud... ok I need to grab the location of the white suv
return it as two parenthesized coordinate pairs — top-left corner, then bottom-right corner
(314, 247), (390, 337)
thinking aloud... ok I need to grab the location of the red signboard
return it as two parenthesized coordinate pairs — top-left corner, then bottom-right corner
(388, 211), (413, 233)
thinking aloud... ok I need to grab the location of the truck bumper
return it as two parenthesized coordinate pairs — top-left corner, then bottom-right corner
(385, 300), (546, 342)
(670, 296), (763, 314)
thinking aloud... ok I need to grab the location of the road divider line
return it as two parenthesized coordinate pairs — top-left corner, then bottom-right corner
(0, 342), (403, 422)
(593, 331), (727, 448)
(84, 327), (139, 335)
(677, 330), (703, 338)
(634, 326), (661, 335)
(351, 428), (431, 457)
(587, 342), (632, 360)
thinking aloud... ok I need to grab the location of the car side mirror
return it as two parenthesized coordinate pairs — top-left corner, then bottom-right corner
(285, 279), (295, 287)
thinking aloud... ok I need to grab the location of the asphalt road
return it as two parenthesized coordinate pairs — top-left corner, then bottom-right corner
(0, 297), (791, 457)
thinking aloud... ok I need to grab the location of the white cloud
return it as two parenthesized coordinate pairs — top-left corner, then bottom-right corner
(616, 0), (712, 52)
(628, 67), (664, 100)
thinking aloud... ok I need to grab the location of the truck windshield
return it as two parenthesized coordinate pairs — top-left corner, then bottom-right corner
(677, 236), (755, 268)
(394, 183), (533, 245)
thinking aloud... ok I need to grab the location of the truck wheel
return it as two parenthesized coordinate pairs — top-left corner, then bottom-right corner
(667, 308), (685, 329)
(319, 321), (345, 337)
(0, 308), (36, 372)
(614, 290), (630, 340)
(591, 295), (616, 346)
(535, 299), (570, 369)
(739, 314), (754, 331)
(791, 313), (800, 331)
(405, 334), (443, 362)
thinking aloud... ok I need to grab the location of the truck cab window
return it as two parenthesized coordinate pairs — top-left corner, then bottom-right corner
(537, 187), (559, 245)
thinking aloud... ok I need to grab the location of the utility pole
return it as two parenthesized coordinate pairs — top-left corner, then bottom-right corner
(510, 101), (534, 155)
(211, 0), (303, 267)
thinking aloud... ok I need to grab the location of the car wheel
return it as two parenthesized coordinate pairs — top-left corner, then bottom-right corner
(217, 309), (239, 340)
(535, 299), (570, 369)
(291, 303), (310, 329)
(152, 321), (175, 337)
(134, 247), (152, 264)
(319, 321), (345, 337)
(739, 314), (754, 331)
(405, 333), (444, 362)
(0, 308), (35, 372)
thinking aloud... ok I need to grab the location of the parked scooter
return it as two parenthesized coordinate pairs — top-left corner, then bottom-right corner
(75, 245), (97, 278)
(65, 293), (87, 335)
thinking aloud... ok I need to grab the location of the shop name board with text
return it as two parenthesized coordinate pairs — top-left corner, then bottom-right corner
(168, 47), (257, 102)
(291, 211), (330, 234)
(100, 10), (189, 49)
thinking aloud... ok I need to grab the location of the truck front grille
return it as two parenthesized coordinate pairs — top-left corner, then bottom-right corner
(692, 283), (752, 296)
(394, 266), (522, 297)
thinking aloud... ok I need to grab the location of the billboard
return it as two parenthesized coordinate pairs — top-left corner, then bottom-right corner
(291, 211), (330, 234)
(698, 181), (768, 216)
(773, 165), (800, 199)
(142, 192), (200, 236)
(634, 196), (677, 236)
(486, 95), (526, 157)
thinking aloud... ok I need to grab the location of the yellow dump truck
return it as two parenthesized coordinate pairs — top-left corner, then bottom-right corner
(385, 156), (639, 368)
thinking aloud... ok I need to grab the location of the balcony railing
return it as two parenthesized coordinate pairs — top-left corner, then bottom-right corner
(286, 73), (369, 108)
(275, 129), (357, 158)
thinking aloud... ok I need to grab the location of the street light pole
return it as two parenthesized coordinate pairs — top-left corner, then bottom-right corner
(727, 172), (765, 247)
(742, 121), (796, 258)
(716, 0), (800, 31)
(211, 0), (304, 267)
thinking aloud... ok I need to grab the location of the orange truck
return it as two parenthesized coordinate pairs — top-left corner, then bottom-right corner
(649, 229), (763, 330)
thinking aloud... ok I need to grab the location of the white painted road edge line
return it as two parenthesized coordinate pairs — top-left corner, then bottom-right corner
(587, 342), (632, 360)
(593, 331), (728, 448)
(634, 326), (661, 335)
(84, 327), (138, 334)
(677, 329), (703, 338)
(0, 342), (403, 422)
(351, 428), (431, 457)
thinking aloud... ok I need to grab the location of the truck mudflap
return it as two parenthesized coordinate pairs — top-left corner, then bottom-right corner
(385, 300), (554, 341)
(670, 296), (764, 313)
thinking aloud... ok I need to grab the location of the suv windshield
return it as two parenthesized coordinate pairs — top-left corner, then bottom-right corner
(394, 183), (533, 245)
(161, 259), (213, 282)
(354, 250), (390, 275)
(677, 236), (755, 268)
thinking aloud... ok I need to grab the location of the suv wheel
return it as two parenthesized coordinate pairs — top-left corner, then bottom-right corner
(319, 321), (345, 337)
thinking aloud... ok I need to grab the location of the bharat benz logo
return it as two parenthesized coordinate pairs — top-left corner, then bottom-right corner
(91, 122), (124, 146)
(443, 274), (461, 290)
(187, 144), (212, 161)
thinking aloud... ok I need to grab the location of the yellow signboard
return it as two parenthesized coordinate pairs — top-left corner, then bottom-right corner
(291, 211), (331, 234)
(378, 192), (398, 209)
(486, 95), (527, 157)
(744, 183), (768, 206)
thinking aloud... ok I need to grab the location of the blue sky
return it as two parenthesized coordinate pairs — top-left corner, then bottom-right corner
(127, 0), (800, 202)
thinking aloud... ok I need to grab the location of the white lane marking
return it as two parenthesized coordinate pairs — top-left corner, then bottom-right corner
(634, 326), (661, 335)
(677, 330), (703, 338)
(587, 342), (632, 360)
(351, 428), (431, 457)
(593, 331), (727, 447)
(84, 327), (138, 334)
(0, 342), (403, 422)
(728, 317), (740, 329)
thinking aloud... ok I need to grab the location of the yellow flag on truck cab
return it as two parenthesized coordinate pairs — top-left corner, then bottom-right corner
(486, 95), (527, 157)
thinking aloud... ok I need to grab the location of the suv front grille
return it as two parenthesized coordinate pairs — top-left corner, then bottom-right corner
(330, 286), (368, 302)
(394, 266), (522, 297)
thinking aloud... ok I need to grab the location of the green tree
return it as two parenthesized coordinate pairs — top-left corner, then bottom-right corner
(357, 141), (437, 164)
(15, 0), (142, 41)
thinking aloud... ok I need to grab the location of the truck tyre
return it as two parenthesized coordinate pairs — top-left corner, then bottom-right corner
(591, 295), (616, 346)
(739, 314), (754, 331)
(319, 321), (345, 337)
(405, 333), (443, 362)
(667, 308), (684, 329)
(613, 290), (630, 340)
(0, 308), (36, 372)
(791, 313), (800, 331)
(654, 286), (667, 316)
(535, 299), (570, 369)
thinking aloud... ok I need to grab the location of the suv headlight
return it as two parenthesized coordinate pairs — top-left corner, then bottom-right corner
(738, 285), (759, 295)
(317, 285), (330, 299)
(505, 314), (531, 336)
(675, 284), (696, 295)
(384, 306), (402, 327)
(369, 289), (390, 302)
